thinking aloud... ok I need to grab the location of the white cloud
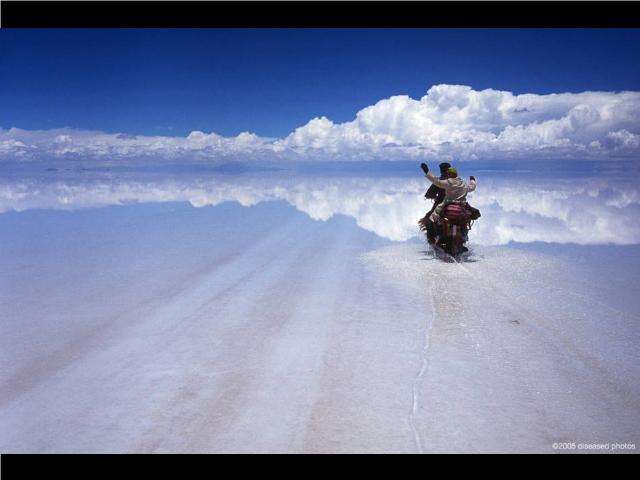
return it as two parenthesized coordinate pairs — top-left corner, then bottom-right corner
(0, 127), (276, 163)
(1, 85), (639, 162)
(278, 86), (640, 161)
(0, 139), (30, 157)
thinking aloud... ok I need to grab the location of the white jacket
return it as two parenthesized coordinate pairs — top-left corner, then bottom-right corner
(426, 171), (476, 202)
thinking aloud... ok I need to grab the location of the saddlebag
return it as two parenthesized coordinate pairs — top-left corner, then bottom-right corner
(442, 203), (468, 223)
(465, 204), (481, 220)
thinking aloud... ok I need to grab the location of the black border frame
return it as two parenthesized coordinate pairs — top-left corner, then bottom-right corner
(1, 0), (640, 468)
(1, 1), (639, 28)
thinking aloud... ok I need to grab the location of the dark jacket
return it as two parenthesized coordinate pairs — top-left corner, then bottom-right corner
(425, 175), (447, 214)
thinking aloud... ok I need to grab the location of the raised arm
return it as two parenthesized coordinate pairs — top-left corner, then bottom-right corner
(426, 171), (449, 188)
(420, 163), (449, 188)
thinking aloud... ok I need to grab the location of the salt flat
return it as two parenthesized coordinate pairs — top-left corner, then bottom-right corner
(1, 167), (639, 453)
(364, 242), (640, 453)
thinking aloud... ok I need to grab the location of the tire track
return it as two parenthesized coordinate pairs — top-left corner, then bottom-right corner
(408, 276), (436, 454)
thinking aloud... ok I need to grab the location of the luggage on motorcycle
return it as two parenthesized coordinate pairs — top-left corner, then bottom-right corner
(465, 204), (481, 220)
(442, 203), (468, 223)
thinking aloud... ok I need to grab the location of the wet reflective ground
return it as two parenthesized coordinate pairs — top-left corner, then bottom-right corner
(1, 161), (639, 452)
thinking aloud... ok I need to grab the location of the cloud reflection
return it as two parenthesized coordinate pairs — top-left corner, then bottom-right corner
(1, 170), (639, 245)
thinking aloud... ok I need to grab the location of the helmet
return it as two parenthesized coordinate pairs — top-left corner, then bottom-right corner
(447, 167), (458, 177)
(439, 162), (451, 173)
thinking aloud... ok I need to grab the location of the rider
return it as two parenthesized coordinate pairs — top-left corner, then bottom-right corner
(420, 162), (476, 223)
(424, 162), (451, 217)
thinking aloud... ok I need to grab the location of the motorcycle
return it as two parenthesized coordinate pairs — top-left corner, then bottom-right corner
(419, 202), (480, 257)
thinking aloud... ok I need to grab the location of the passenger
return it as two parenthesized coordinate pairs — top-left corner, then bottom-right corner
(420, 162), (476, 223)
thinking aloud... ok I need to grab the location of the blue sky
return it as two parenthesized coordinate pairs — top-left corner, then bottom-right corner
(2, 28), (640, 138)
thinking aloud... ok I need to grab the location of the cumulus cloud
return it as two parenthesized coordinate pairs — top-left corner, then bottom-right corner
(278, 85), (640, 161)
(1, 84), (639, 162)
(0, 127), (277, 164)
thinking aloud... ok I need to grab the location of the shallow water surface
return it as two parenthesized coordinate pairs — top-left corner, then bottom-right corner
(1, 164), (639, 452)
